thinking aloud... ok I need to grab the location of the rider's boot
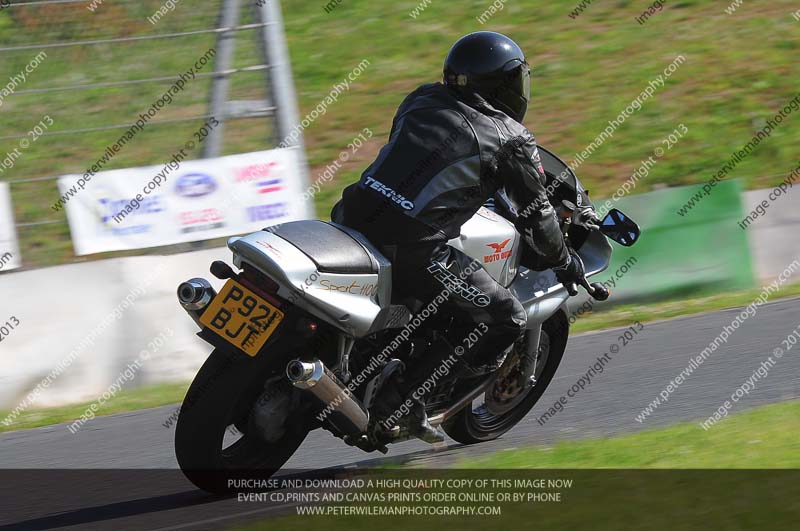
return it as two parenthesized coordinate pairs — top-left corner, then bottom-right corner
(371, 336), (462, 443)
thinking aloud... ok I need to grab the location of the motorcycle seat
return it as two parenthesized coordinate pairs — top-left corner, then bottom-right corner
(268, 220), (379, 275)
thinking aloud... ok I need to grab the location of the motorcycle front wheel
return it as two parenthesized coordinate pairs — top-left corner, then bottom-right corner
(442, 311), (568, 444)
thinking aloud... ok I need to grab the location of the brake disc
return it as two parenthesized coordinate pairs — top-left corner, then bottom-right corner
(484, 331), (550, 415)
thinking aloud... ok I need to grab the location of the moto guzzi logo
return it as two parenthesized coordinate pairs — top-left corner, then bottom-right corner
(484, 238), (512, 263)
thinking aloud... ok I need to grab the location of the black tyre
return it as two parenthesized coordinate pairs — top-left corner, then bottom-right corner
(175, 340), (307, 494)
(442, 311), (568, 444)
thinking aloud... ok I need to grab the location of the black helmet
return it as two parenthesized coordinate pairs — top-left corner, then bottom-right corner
(443, 31), (531, 123)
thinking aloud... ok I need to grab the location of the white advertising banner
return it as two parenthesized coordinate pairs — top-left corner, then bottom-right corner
(0, 182), (21, 271)
(60, 148), (313, 256)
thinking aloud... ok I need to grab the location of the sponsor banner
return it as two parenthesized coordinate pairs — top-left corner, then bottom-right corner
(60, 149), (312, 256)
(0, 182), (21, 271)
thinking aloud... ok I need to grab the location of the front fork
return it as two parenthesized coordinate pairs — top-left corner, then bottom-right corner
(522, 324), (543, 386)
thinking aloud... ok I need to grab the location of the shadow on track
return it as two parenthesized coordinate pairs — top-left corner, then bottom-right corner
(0, 446), (463, 531)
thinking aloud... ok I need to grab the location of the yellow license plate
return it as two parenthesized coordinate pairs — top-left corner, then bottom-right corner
(199, 280), (284, 357)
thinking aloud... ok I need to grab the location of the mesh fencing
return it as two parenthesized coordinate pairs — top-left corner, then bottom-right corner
(0, 0), (281, 268)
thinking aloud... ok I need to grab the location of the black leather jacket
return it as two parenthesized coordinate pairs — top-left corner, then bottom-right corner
(333, 82), (569, 271)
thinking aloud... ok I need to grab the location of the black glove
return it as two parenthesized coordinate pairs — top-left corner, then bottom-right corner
(561, 199), (601, 231)
(571, 205), (601, 231)
(553, 250), (585, 296)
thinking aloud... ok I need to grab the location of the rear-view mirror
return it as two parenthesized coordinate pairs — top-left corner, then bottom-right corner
(600, 209), (641, 247)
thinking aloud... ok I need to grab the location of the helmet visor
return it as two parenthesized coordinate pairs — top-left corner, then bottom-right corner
(500, 61), (531, 122)
(522, 64), (531, 102)
(507, 61), (530, 102)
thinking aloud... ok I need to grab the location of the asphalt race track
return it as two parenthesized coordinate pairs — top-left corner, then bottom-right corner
(1, 297), (797, 530)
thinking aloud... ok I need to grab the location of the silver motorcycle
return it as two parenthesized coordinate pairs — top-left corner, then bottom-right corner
(174, 147), (641, 493)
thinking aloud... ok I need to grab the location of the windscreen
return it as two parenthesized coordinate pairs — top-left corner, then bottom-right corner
(537, 145), (581, 203)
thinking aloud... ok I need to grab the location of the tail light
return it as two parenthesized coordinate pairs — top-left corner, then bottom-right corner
(240, 264), (283, 307)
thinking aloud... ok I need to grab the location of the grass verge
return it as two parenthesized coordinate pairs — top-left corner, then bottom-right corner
(0, 382), (188, 434)
(570, 281), (800, 334)
(2, 1), (799, 267)
(458, 400), (800, 469)
(230, 401), (800, 530)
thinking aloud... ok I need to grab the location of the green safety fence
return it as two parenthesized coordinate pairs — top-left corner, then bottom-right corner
(597, 179), (755, 301)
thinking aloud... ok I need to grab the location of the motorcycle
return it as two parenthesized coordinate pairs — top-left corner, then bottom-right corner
(174, 147), (641, 493)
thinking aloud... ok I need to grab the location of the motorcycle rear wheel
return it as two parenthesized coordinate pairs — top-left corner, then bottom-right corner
(175, 342), (307, 494)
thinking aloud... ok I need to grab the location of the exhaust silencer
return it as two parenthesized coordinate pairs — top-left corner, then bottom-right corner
(177, 278), (216, 327)
(286, 359), (369, 436)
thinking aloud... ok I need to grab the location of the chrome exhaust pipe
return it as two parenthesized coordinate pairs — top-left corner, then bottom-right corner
(177, 278), (216, 327)
(178, 278), (215, 309)
(287, 359), (369, 436)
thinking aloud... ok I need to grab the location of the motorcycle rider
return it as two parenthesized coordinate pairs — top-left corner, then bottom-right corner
(332, 31), (598, 442)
